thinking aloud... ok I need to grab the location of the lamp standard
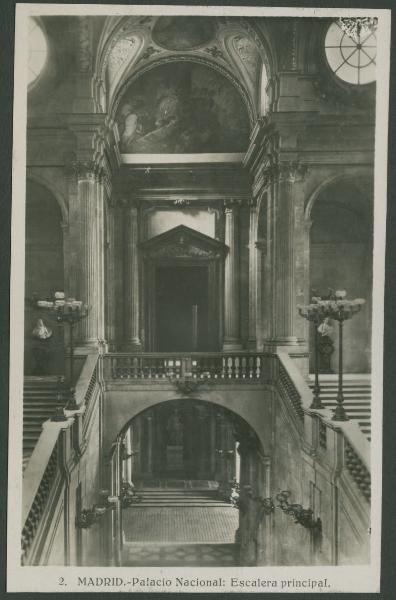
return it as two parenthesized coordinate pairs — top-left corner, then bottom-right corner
(298, 301), (325, 410)
(34, 292), (90, 409)
(298, 291), (365, 420)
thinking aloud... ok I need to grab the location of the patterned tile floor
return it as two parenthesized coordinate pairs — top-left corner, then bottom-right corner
(122, 506), (239, 543)
(122, 543), (238, 566)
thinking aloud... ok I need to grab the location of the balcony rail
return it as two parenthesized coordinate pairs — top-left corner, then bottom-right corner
(104, 352), (266, 381)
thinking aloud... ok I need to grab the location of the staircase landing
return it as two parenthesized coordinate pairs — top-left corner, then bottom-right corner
(121, 484), (239, 566)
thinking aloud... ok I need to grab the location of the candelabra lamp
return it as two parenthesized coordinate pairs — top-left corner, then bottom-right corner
(298, 290), (365, 421)
(33, 292), (90, 410)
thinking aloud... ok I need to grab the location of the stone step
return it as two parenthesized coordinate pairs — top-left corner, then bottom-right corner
(122, 542), (238, 566)
(309, 378), (371, 441)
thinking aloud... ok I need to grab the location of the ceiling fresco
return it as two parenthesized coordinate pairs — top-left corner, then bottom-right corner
(152, 17), (216, 51)
(116, 62), (250, 154)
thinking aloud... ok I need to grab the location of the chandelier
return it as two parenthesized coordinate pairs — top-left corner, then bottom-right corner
(338, 17), (378, 43)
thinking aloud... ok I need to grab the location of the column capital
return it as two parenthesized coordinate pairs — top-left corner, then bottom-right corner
(66, 160), (98, 182)
(276, 161), (308, 184)
(224, 198), (242, 212)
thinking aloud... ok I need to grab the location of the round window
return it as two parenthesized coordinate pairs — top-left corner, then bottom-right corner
(28, 17), (48, 87)
(324, 19), (377, 85)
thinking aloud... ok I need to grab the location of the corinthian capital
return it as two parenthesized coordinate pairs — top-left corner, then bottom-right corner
(67, 160), (98, 181)
(277, 161), (308, 183)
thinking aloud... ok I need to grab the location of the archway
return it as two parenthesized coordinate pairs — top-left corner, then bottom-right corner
(309, 179), (373, 373)
(107, 398), (270, 567)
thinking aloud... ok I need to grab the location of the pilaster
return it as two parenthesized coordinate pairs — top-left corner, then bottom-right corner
(247, 198), (259, 349)
(123, 201), (142, 350)
(223, 199), (242, 351)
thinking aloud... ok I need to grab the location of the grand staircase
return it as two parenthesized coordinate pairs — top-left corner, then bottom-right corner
(122, 480), (239, 566)
(23, 377), (67, 469)
(309, 375), (371, 441)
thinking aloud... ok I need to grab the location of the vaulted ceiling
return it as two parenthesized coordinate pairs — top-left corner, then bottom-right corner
(96, 16), (272, 120)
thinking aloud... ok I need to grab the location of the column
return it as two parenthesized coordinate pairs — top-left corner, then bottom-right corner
(124, 203), (141, 350)
(256, 456), (273, 565)
(76, 163), (100, 346)
(248, 199), (258, 349)
(145, 414), (153, 475)
(197, 407), (208, 479)
(268, 162), (307, 346)
(96, 173), (106, 344)
(255, 241), (265, 351)
(124, 427), (133, 485)
(223, 199), (242, 350)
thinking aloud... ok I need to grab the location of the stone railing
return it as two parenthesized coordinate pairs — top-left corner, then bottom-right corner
(21, 434), (61, 564)
(104, 352), (266, 381)
(344, 440), (371, 502)
(275, 351), (312, 425)
(21, 353), (100, 565)
(276, 351), (371, 504)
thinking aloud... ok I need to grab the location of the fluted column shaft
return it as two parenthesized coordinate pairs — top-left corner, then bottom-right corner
(124, 204), (141, 349)
(78, 173), (99, 345)
(223, 201), (242, 350)
(267, 163), (307, 346)
(248, 201), (258, 348)
(124, 427), (133, 484)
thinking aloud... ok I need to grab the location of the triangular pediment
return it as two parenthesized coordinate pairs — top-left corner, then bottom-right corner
(141, 225), (228, 259)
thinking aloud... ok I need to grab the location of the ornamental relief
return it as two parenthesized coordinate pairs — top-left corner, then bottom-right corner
(146, 242), (214, 259)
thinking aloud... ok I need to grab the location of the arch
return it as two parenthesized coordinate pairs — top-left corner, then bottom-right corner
(103, 390), (271, 458)
(308, 174), (373, 374)
(26, 171), (68, 226)
(111, 55), (255, 130)
(304, 172), (373, 223)
(118, 397), (263, 447)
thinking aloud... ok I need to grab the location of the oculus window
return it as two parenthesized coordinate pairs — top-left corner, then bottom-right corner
(324, 19), (376, 85)
(28, 18), (47, 87)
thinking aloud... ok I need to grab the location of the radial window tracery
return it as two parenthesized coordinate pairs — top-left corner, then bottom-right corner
(325, 20), (376, 85)
(28, 18), (47, 87)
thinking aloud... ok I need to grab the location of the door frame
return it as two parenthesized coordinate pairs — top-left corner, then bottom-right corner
(140, 225), (228, 351)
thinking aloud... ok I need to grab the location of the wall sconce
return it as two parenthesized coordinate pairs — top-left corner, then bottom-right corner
(230, 481), (274, 517)
(276, 490), (322, 531)
(75, 490), (116, 529)
(215, 448), (235, 458)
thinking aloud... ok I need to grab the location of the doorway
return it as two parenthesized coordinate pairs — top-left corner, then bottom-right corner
(156, 266), (209, 352)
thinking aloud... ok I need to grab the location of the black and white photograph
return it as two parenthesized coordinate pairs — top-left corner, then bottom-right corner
(6, 3), (391, 593)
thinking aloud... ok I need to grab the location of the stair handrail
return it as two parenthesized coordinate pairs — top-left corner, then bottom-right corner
(276, 351), (370, 470)
(74, 353), (98, 409)
(22, 418), (73, 529)
(22, 353), (101, 562)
